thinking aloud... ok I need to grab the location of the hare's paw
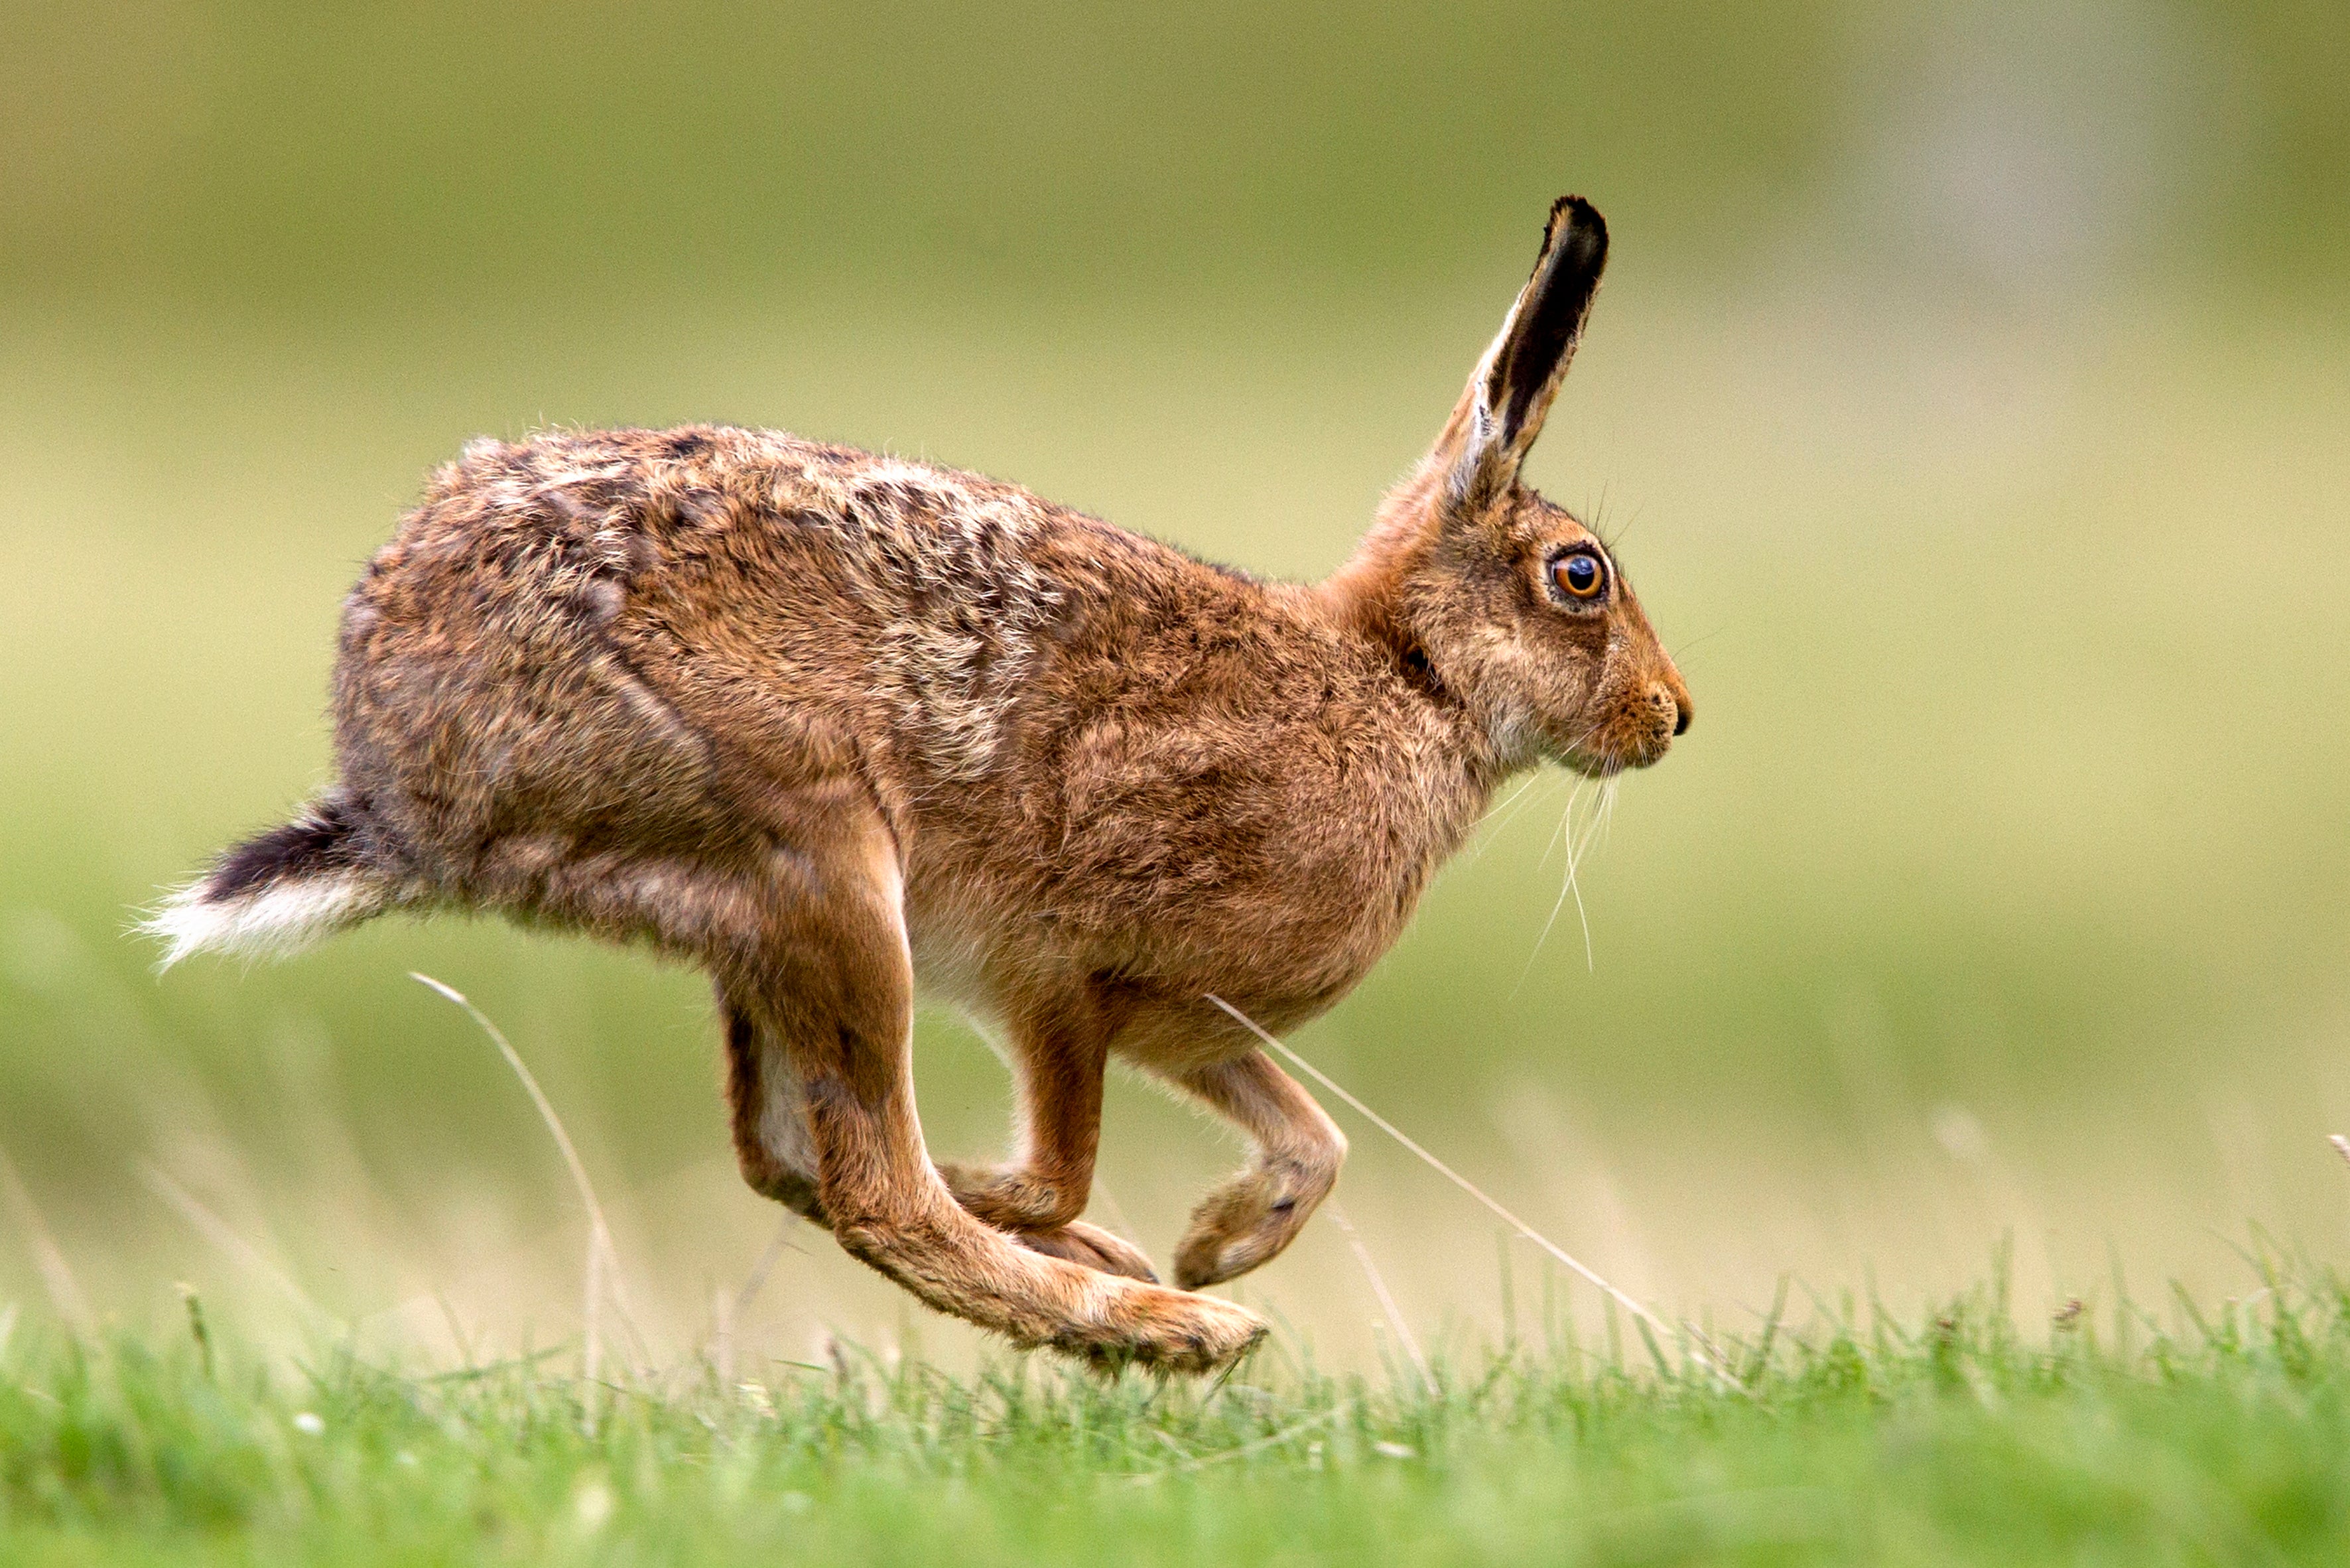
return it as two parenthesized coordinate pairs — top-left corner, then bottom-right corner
(1173, 1159), (1333, 1290)
(1011, 1219), (1159, 1282)
(1063, 1285), (1266, 1376)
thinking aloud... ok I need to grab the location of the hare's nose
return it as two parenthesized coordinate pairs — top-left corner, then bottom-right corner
(1652, 674), (1691, 736)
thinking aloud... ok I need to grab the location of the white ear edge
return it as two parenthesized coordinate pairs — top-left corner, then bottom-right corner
(1441, 328), (1512, 506)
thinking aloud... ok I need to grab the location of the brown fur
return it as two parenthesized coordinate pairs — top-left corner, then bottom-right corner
(155, 197), (1689, 1372)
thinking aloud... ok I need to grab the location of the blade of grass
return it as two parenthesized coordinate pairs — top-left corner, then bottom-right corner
(1745, 1275), (1790, 1386)
(1129, 1400), (1353, 1483)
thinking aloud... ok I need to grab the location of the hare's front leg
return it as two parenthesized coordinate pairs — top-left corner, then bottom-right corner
(937, 997), (1158, 1281)
(1161, 1050), (1346, 1290)
(723, 801), (1263, 1372)
(718, 990), (827, 1224)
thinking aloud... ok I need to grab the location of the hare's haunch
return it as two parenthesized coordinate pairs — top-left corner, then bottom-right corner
(151, 197), (1689, 1373)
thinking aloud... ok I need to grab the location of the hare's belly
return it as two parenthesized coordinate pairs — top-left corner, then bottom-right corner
(903, 873), (1405, 1063)
(903, 912), (999, 1017)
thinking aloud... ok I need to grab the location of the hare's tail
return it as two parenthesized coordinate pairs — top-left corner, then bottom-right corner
(145, 791), (397, 969)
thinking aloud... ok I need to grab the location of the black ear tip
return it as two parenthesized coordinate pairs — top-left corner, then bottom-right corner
(1548, 194), (1606, 251)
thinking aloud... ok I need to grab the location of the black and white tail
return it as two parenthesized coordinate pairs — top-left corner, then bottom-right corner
(144, 793), (393, 968)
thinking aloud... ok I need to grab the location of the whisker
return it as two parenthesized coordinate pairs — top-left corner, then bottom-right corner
(1668, 623), (1730, 663)
(1467, 774), (1553, 863)
(1532, 774), (1589, 880)
(1562, 783), (1600, 974)
(1516, 781), (1599, 990)
(1485, 773), (1539, 824)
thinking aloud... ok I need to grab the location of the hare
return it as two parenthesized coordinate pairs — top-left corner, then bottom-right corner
(149, 196), (1689, 1373)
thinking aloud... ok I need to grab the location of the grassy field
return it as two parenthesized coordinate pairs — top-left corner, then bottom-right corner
(9, 1249), (2350, 1565)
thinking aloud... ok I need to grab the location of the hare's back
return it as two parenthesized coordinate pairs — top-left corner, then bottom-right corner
(327, 425), (1122, 896)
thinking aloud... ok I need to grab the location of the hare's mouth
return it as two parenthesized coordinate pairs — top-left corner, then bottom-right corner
(1563, 748), (1634, 781)
(1561, 725), (1673, 779)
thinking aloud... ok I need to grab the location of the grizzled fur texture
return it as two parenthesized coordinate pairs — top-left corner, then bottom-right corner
(151, 197), (1691, 1372)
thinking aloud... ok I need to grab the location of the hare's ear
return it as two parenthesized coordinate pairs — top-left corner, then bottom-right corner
(1439, 196), (1608, 507)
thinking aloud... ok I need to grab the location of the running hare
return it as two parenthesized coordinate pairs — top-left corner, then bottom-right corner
(151, 196), (1689, 1372)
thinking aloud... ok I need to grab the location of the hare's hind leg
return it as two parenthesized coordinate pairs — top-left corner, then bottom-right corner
(724, 799), (1263, 1372)
(734, 979), (1154, 1279)
(1161, 1051), (1346, 1291)
(937, 994), (1159, 1282)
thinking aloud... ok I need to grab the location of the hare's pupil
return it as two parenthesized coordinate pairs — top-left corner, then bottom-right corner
(1561, 555), (1599, 595)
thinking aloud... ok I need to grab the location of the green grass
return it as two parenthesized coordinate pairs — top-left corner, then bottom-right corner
(9, 1251), (2350, 1565)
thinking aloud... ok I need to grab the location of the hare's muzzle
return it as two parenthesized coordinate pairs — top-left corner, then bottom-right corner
(1577, 671), (1691, 776)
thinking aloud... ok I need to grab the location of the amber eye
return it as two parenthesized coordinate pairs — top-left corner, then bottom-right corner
(1552, 551), (1606, 601)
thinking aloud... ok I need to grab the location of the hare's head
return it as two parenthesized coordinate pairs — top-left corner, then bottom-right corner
(1358, 198), (1690, 778)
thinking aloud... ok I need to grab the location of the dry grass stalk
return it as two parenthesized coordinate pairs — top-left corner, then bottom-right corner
(0, 1142), (94, 1337)
(1323, 1199), (1431, 1389)
(717, 1215), (803, 1382)
(1206, 994), (1737, 1389)
(411, 972), (639, 1399)
(140, 1163), (335, 1331)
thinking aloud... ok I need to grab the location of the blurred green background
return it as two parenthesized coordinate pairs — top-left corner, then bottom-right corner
(3, 0), (2347, 1366)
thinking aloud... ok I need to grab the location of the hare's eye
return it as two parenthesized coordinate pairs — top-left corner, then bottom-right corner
(1552, 551), (1606, 601)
